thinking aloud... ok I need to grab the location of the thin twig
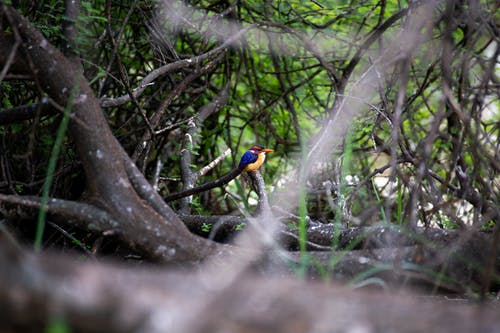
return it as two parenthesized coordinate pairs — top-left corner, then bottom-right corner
(47, 221), (96, 259)
(199, 148), (231, 177)
(100, 25), (256, 108)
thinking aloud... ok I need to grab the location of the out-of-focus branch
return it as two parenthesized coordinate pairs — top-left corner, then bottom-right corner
(62, 0), (79, 61)
(0, 231), (499, 333)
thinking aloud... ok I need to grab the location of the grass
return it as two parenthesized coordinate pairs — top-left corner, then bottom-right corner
(327, 128), (354, 273)
(296, 139), (310, 279)
(34, 84), (78, 252)
(45, 316), (71, 333)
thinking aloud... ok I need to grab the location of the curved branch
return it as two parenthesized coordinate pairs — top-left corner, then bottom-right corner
(0, 194), (120, 232)
(0, 101), (54, 125)
(165, 168), (242, 202)
(0, 5), (223, 263)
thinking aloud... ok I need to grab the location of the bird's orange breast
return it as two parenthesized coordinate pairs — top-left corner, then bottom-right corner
(243, 153), (266, 172)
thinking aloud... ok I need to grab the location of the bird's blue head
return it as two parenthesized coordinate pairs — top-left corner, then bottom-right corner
(238, 144), (274, 171)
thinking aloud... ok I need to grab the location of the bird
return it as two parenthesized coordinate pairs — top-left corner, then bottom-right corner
(238, 144), (274, 172)
(164, 144), (273, 202)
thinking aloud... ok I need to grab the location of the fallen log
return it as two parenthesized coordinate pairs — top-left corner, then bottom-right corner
(0, 236), (498, 333)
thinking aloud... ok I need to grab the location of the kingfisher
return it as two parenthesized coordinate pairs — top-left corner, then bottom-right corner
(165, 144), (274, 202)
(238, 144), (274, 172)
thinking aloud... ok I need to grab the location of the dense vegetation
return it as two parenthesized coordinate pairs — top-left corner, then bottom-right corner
(2, 0), (498, 222)
(0, 0), (499, 331)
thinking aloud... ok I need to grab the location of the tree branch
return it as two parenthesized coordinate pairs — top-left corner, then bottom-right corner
(0, 194), (121, 233)
(99, 25), (255, 108)
(0, 5), (223, 263)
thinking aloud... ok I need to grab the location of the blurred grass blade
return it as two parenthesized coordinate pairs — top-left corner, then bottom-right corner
(34, 84), (79, 252)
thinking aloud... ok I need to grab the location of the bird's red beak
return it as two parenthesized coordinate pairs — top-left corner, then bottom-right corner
(262, 148), (274, 153)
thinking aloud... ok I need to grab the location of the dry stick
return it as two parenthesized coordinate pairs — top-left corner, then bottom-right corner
(306, 5), (415, 161)
(46, 221), (96, 259)
(340, 5), (411, 94)
(151, 122), (201, 191)
(0, 97), (90, 130)
(279, 230), (332, 251)
(178, 214), (330, 251)
(131, 73), (199, 166)
(199, 148), (232, 177)
(323, 180), (336, 213)
(178, 127), (196, 212)
(443, 84), (500, 173)
(441, 85), (500, 225)
(151, 158), (164, 192)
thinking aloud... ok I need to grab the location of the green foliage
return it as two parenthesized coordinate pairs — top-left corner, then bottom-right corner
(45, 316), (71, 333)
(190, 198), (206, 215)
(1, 83), (13, 109)
(234, 223), (245, 231)
(3, 0), (498, 259)
(296, 140), (309, 278)
(201, 222), (211, 233)
(75, 1), (108, 51)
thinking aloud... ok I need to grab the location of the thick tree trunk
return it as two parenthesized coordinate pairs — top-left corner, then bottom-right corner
(0, 6), (224, 263)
